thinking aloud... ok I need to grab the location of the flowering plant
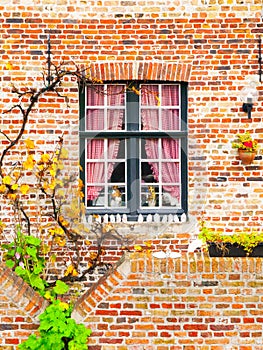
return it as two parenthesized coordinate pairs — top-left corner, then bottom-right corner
(231, 132), (259, 152)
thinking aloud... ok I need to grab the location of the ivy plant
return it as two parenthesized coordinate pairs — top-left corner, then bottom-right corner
(2, 226), (47, 292)
(199, 223), (263, 255)
(19, 300), (91, 350)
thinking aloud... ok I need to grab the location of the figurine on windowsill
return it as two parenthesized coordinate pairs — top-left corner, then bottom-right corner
(147, 186), (156, 207)
(110, 186), (122, 207)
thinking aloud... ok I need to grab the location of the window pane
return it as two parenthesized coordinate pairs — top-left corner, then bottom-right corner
(141, 85), (159, 106)
(107, 85), (125, 106)
(86, 139), (104, 160)
(141, 109), (159, 130)
(161, 162), (180, 183)
(141, 185), (158, 207)
(109, 185), (126, 207)
(86, 85), (104, 106)
(161, 109), (179, 131)
(142, 139), (159, 159)
(86, 110), (104, 131)
(161, 139), (179, 159)
(107, 109), (125, 130)
(109, 162), (125, 183)
(87, 186), (105, 207)
(161, 85), (179, 106)
(162, 188), (180, 207)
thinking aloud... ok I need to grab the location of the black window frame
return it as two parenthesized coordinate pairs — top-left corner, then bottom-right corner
(79, 81), (188, 221)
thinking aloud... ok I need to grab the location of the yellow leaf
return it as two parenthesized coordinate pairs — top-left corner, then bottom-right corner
(42, 244), (51, 255)
(7, 193), (17, 200)
(155, 96), (161, 106)
(59, 302), (69, 310)
(57, 189), (65, 197)
(72, 269), (78, 277)
(134, 245), (143, 251)
(60, 148), (68, 159)
(2, 176), (12, 185)
(49, 164), (57, 177)
(44, 291), (52, 300)
(24, 138), (35, 149)
(0, 184), (7, 193)
(5, 62), (13, 70)
(144, 241), (152, 247)
(64, 264), (74, 276)
(57, 161), (64, 170)
(20, 184), (30, 195)
(85, 239), (91, 246)
(11, 183), (18, 190)
(13, 171), (20, 179)
(50, 254), (57, 263)
(40, 153), (50, 163)
(23, 155), (35, 170)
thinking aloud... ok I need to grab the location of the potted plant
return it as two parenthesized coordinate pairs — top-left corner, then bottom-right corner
(198, 224), (263, 257)
(231, 131), (259, 165)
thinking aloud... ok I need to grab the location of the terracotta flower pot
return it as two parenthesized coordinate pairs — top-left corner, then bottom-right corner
(238, 149), (256, 165)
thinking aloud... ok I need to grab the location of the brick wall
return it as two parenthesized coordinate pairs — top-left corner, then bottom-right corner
(2, 253), (263, 349)
(0, 263), (48, 349)
(73, 251), (263, 349)
(1, 1), (263, 348)
(1, 0), (263, 232)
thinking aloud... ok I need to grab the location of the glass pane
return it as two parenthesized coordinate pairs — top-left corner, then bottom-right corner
(142, 139), (159, 159)
(161, 162), (179, 184)
(86, 109), (104, 131)
(141, 185), (159, 207)
(107, 109), (125, 130)
(161, 109), (179, 130)
(86, 186), (105, 207)
(141, 109), (159, 130)
(161, 139), (179, 160)
(141, 162), (155, 183)
(107, 85), (125, 106)
(86, 139), (104, 160)
(108, 185), (125, 207)
(141, 185), (158, 207)
(109, 162), (125, 183)
(86, 162), (105, 183)
(161, 85), (179, 106)
(141, 85), (159, 106)
(162, 188), (180, 207)
(86, 85), (104, 106)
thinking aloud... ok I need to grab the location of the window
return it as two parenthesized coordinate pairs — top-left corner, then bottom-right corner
(79, 82), (188, 221)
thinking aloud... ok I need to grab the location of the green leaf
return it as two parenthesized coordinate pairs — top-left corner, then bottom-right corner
(15, 265), (27, 277)
(6, 259), (15, 268)
(53, 280), (69, 295)
(26, 246), (37, 259)
(30, 275), (45, 291)
(25, 236), (41, 247)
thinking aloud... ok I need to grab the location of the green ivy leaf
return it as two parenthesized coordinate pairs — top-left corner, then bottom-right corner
(25, 236), (41, 247)
(30, 275), (45, 291)
(53, 280), (69, 295)
(26, 246), (37, 259)
(15, 265), (27, 278)
(6, 259), (15, 268)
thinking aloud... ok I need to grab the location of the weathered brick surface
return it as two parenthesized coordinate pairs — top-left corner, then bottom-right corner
(0, 1), (263, 231)
(2, 252), (263, 349)
(74, 252), (263, 348)
(1, 0), (263, 348)
(0, 263), (48, 349)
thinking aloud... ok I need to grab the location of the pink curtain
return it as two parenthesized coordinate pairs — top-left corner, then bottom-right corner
(141, 85), (180, 201)
(86, 85), (124, 201)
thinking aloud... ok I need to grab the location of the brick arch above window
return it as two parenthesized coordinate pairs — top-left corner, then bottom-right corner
(88, 61), (192, 82)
